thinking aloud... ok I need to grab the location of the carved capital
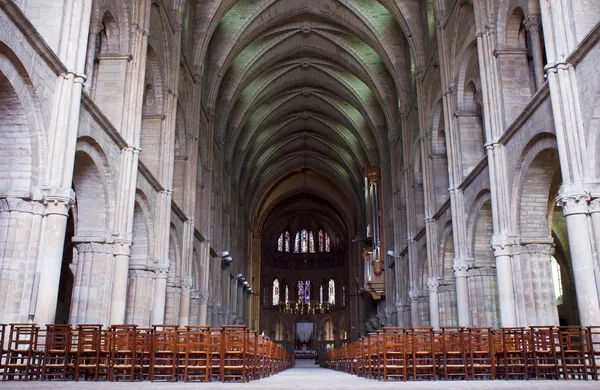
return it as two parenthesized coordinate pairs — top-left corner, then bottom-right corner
(409, 288), (423, 300)
(75, 242), (114, 254)
(180, 277), (193, 288)
(523, 243), (555, 255)
(154, 264), (170, 279)
(523, 15), (542, 33)
(113, 241), (131, 256)
(589, 198), (600, 214)
(492, 241), (516, 257)
(0, 198), (45, 215)
(198, 290), (210, 305)
(557, 192), (590, 216)
(453, 257), (474, 275)
(427, 277), (441, 293)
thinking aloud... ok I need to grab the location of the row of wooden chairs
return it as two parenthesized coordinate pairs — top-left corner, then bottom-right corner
(320, 326), (600, 381)
(0, 323), (292, 382)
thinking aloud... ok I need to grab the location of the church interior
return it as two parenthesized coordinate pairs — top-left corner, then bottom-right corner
(0, 0), (600, 385)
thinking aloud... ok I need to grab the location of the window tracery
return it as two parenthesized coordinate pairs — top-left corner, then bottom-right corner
(328, 279), (335, 305)
(276, 229), (331, 253)
(273, 279), (280, 306)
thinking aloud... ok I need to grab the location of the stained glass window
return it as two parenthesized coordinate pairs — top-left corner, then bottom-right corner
(328, 279), (335, 305)
(342, 286), (346, 307)
(294, 232), (300, 253)
(309, 231), (315, 253)
(277, 233), (283, 252)
(301, 229), (308, 253)
(285, 285), (289, 304)
(304, 280), (311, 302)
(297, 281), (304, 303)
(319, 285), (323, 304)
(273, 279), (280, 306)
(318, 230), (324, 252)
(325, 232), (331, 252)
(285, 231), (290, 252)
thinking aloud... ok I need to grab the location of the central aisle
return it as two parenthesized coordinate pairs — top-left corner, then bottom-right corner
(0, 365), (598, 389)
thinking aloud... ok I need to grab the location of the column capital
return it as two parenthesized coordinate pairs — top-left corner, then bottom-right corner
(0, 198), (45, 215)
(180, 277), (193, 288)
(198, 290), (210, 304)
(523, 15), (542, 33)
(588, 198), (600, 214)
(409, 288), (423, 300)
(113, 241), (131, 256)
(523, 243), (555, 255)
(453, 257), (474, 276)
(154, 264), (170, 279)
(491, 236), (518, 257)
(557, 192), (590, 216)
(75, 242), (114, 254)
(427, 277), (441, 293)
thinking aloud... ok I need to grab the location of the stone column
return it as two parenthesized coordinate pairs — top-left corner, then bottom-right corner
(69, 242), (115, 326)
(151, 265), (168, 325)
(558, 194), (600, 326)
(427, 277), (440, 329)
(541, 0), (600, 327)
(0, 199), (45, 324)
(35, 0), (93, 324)
(190, 291), (200, 325)
(395, 302), (410, 328)
(589, 199), (600, 298)
(511, 243), (558, 325)
(198, 290), (209, 326)
(109, 240), (131, 324)
(125, 267), (154, 326)
(453, 258), (472, 327)
(524, 15), (546, 89)
(33, 198), (72, 325)
(492, 239), (518, 327)
(211, 303), (221, 327)
(179, 277), (192, 326)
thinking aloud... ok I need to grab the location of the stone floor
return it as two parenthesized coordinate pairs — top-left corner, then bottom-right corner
(0, 360), (598, 389)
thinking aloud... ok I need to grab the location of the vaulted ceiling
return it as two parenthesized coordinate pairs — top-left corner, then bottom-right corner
(192, 0), (425, 232)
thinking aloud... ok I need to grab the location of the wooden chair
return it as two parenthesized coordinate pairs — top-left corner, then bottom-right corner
(110, 325), (137, 381)
(529, 326), (559, 380)
(586, 326), (600, 380)
(497, 327), (528, 380)
(558, 326), (589, 380)
(149, 325), (177, 382)
(409, 327), (436, 380)
(220, 325), (247, 382)
(440, 327), (467, 380)
(3, 324), (41, 381)
(134, 328), (152, 380)
(209, 328), (221, 381)
(245, 330), (259, 381)
(466, 327), (495, 380)
(381, 327), (408, 381)
(0, 324), (6, 379)
(181, 326), (210, 382)
(41, 324), (72, 380)
(74, 325), (106, 381)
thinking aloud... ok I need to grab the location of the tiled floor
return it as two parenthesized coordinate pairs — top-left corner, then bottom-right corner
(0, 361), (598, 389)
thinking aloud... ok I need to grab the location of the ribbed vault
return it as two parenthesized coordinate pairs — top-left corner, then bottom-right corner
(193, 0), (422, 224)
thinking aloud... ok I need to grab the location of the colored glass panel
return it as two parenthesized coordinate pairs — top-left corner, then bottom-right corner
(273, 279), (280, 306)
(318, 230), (324, 252)
(301, 229), (308, 253)
(294, 232), (300, 253)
